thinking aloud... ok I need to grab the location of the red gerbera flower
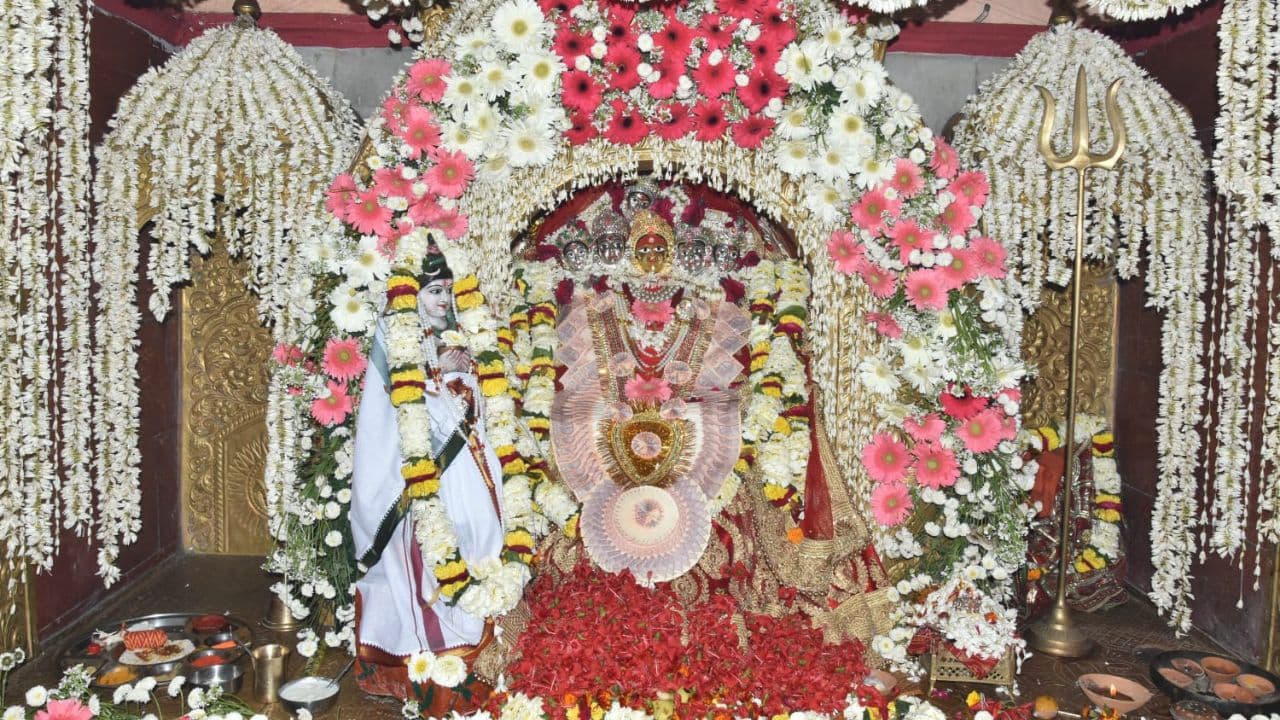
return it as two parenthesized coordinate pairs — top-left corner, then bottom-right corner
(604, 99), (649, 145)
(656, 17), (694, 65)
(699, 13), (732, 49)
(716, 0), (755, 18)
(940, 384), (989, 420)
(565, 110), (598, 145)
(606, 43), (642, 92)
(691, 52), (737, 98)
(747, 36), (784, 70)
(654, 102), (694, 140)
(605, 6), (636, 43)
(561, 69), (604, 115)
(553, 25), (591, 62)
(738, 67), (786, 112)
(537, 0), (579, 15)
(648, 57), (683, 99)
(730, 114), (774, 148)
(692, 98), (728, 142)
(757, 3), (796, 45)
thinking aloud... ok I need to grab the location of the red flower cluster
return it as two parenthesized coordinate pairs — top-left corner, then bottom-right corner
(548, 0), (793, 149)
(504, 561), (870, 717)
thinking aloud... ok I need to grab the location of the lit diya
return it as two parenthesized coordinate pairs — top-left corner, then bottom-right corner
(1078, 674), (1153, 714)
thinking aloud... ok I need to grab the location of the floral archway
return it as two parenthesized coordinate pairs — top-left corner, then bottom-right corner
(270, 0), (1033, 710)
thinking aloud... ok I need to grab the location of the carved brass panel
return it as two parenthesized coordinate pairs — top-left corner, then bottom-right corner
(0, 560), (35, 655)
(181, 244), (274, 555)
(1021, 262), (1118, 429)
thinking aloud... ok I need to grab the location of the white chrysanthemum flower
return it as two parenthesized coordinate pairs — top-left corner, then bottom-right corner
(324, 530), (343, 548)
(168, 676), (187, 698)
(516, 50), (563, 92)
(343, 235), (391, 287)
(504, 118), (557, 167)
(406, 650), (435, 684)
(858, 357), (899, 395)
(855, 154), (894, 189)
(442, 74), (482, 114)
(3, 706), (23, 720)
(429, 654), (468, 688)
(327, 284), (373, 334)
(24, 687), (47, 708)
(491, 0), (547, 53)
(775, 139), (813, 177)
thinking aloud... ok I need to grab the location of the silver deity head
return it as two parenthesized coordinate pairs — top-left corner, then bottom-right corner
(563, 240), (592, 271)
(712, 242), (740, 273)
(676, 239), (707, 273)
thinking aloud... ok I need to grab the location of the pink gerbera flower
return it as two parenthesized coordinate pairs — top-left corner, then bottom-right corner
(631, 298), (675, 326)
(624, 374), (673, 404)
(431, 207), (469, 240)
(949, 170), (990, 207)
(968, 236), (1008, 279)
(850, 186), (901, 236)
(904, 413), (946, 444)
(854, 257), (897, 299)
(312, 381), (353, 426)
(347, 189), (393, 237)
(323, 337), (367, 383)
(904, 268), (951, 311)
(373, 166), (415, 199)
(424, 148), (474, 199)
(937, 198), (977, 236)
(939, 248), (979, 287)
(407, 58), (451, 102)
(912, 442), (960, 489)
(871, 481), (913, 527)
(862, 433), (910, 484)
(826, 229), (864, 274)
(959, 408), (1004, 453)
(889, 219), (935, 265)
(867, 311), (902, 339)
(400, 106), (442, 159)
(930, 137), (959, 179)
(889, 158), (924, 199)
(272, 343), (304, 366)
(36, 700), (93, 720)
(325, 173), (359, 221)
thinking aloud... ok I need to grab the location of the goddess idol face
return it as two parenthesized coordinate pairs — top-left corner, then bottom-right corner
(420, 278), (453, 332)
(633, 233), (671, 275)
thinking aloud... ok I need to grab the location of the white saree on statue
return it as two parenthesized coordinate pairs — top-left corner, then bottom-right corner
(350, 323), (506, 656)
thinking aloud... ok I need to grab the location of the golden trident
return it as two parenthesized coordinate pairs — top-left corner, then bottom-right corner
(1025, 66), (1126, 659)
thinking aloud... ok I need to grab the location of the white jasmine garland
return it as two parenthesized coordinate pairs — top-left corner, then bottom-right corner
(951, 23), (1209, 633)
(0, 0), (94, 584)
(91, 15), (358, 590)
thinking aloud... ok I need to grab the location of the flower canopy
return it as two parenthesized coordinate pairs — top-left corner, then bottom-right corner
(951, 23), (1209, 632)
(91, 12), (360, 580)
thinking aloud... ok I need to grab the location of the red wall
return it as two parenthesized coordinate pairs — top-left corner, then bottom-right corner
(33, 9), (180, 637)
(1117, 4), (1277, 662)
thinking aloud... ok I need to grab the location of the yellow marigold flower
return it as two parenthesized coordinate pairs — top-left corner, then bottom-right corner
(401, 458), (438, 482)
(590, 703), (605, 720)
(406, 479), (441, 498)
(1036, 426), (1061, 451)
(1096, 509), (1121, 524)
(390, 386), (423, 406)
(435, 560), (470, 597)
(1083, 547), (1106, 569)
(777, 313), (804, 328)
(1092, 431), (1115, 457)
(564, 514), (580, 539)
(763, 483), (789, 501)
(733, 458), (750, 474)
(966, 691), (981, 709)
(772, 416), (791, 434)
(454, 275), (484, 310)
(1075, 557), (1093, 574)
(527, 416), (551, 433)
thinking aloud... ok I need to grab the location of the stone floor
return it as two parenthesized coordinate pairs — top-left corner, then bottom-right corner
(6, 554), (1233, 719)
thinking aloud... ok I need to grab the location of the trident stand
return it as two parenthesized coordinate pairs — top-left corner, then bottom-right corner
(1025, 66), (1126, 658)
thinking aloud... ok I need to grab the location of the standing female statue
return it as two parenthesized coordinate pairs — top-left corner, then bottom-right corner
(349, 255), (502, 704)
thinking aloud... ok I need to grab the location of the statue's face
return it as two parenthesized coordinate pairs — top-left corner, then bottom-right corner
(676, 240), (706, 272)
(634, 234), (670, 274)
(421, 279), (452, 331)
(596, 235), (626, 265)
(712, 243), (739, 273)
(563, 240), (592, 270)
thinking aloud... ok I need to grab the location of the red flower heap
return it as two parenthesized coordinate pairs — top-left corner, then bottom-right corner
(550, 0), (792, 148)
(505, 561), (870, 718)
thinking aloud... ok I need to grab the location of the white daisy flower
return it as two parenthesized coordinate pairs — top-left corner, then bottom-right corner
(24, 687), (47, 708)
(327, 284), (373, 335)
(855, 154), (894, 189)
(475, 61), (515, 101)
(405, 651), (435, 684)
(812, 139), (858, 183)
(4, 706), (24, 720)
(491, 0), (547, 53)
(858, 357), (899, 395)
(775, 139), (813, 177)
(776, 104), (813, 139)
(801, 180), (846, 225)
(515, 50), (564, 92)
(504, 119), (556, 167)
(442, 74), (482, 114)
(343, 236), (391, 287)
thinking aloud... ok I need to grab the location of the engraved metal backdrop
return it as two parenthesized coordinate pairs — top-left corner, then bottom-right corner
(182, 244), (274, 555)
(1021, 262), (1118, 429)
(0, 559), (34, 654)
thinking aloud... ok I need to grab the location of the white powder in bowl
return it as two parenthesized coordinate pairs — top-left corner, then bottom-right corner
(280, 677), (339, 703)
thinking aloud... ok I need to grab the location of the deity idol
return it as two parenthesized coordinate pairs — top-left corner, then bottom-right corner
(349, 256), (501, 705)
(473, 184), (894, 681)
